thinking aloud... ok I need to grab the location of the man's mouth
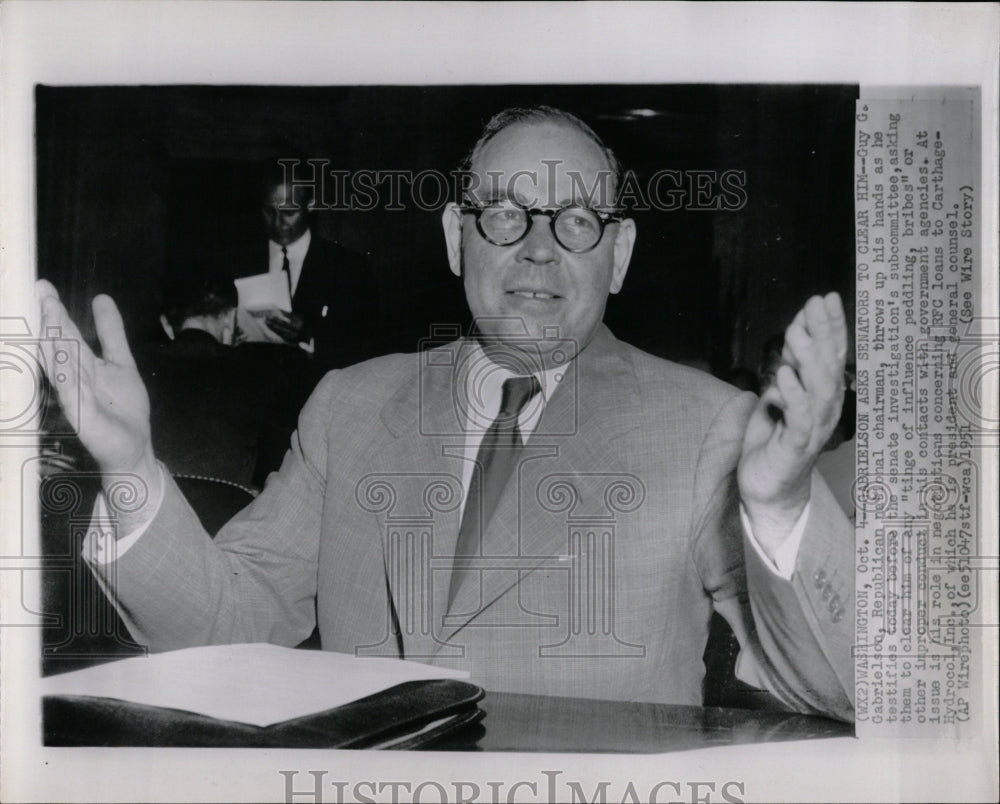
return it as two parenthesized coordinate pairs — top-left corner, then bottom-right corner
(508, 290), (560, 300)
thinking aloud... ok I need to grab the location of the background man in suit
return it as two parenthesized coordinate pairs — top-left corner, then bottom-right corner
(38, 105), (854, 719)
(236, 160), (383, 373)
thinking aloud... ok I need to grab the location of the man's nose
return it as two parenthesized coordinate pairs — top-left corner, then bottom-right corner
(515, 214), (560, 264)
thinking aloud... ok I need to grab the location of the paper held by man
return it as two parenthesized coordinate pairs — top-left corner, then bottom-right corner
(234, 271), (295, 344)
(39, 643), (470, 728)
(234, 272), (292, 315)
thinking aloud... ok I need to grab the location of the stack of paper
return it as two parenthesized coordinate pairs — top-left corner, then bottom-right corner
(40, 643), (469, 727)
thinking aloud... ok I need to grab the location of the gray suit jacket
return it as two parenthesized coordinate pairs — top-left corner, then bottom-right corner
(94, 325), (854, 719)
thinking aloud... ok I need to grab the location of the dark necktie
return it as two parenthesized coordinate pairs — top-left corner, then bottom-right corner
(281, 246), (291, 299)
(449, 374), (541, 606)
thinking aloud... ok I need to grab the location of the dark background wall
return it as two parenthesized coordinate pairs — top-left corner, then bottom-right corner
(36, 84), (856, 373)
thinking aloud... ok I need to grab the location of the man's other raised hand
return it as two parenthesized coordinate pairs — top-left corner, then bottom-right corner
(738, 292), (849, 557)
(37, 280), (162, 512)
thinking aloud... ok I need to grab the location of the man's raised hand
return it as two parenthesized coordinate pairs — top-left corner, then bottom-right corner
(737, 292), (848, 557)
(37, 280), (160, 500)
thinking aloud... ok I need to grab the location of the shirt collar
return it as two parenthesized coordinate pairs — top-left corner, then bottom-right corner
(269, 228), (311, 262)
(461, 340), (564, 435)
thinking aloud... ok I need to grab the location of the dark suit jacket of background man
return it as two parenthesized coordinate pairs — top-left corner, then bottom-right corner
(136, 329), (309, 488)
(94, 324), (855, 720)
(232, 236), (384, 374)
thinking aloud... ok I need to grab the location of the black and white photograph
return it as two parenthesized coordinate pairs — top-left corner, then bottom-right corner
(1, 3), (996, 802)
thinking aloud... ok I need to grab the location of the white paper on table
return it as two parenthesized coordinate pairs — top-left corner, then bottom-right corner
(234, 271), (292, 312)
(39, 643), (469, 727)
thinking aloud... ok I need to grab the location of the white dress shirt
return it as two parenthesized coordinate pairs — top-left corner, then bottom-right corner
(268, 228), (311, 299)
(456, 344), (565, 520)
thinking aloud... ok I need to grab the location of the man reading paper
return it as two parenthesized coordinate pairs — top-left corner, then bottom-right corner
(38, 106), (854, 720)
(233, 160), (383, 372)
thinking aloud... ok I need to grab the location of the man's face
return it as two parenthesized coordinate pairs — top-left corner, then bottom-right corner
(443, 121), (636, 368)
(261, 182), (311, 245)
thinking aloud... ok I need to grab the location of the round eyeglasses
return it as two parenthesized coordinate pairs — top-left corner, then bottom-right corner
(459, 200), (623, 253)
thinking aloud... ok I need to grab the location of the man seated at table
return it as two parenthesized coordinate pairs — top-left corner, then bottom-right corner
(38, 105), (854, 721)
(139, 273), (308, 488)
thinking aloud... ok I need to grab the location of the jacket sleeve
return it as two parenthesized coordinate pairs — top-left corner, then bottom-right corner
(691, 390), (855, 721)
(88, 373), (340, 652)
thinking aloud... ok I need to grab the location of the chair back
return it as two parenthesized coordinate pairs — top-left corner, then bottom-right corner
(171, 474), (256, 535)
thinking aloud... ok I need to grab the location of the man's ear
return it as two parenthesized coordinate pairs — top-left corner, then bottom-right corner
(442, 202), (464, 277)
(609, 218), (636, 295)
(159, 314), (175, 341)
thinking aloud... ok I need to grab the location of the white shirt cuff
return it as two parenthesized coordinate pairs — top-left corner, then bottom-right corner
(740, 499), (810, 581)
(83, 463), (166, 566)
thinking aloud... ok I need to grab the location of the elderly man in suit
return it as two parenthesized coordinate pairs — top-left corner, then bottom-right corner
(38, 106), (854, 720)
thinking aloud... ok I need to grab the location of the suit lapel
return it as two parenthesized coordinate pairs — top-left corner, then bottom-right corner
(371, 342), (475, 653)
(438, 326), (641, 646)
(291, 238), (315, 307)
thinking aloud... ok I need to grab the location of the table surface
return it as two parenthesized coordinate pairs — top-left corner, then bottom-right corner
(443, 691), (852, 753)
(43, 684), (852, 753)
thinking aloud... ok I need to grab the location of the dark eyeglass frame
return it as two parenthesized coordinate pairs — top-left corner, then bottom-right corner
(458, 201), (624, 254)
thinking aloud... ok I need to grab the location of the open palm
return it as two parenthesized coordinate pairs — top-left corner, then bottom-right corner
(737, 293), (847, 551)
(38, 280), (155, 481)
